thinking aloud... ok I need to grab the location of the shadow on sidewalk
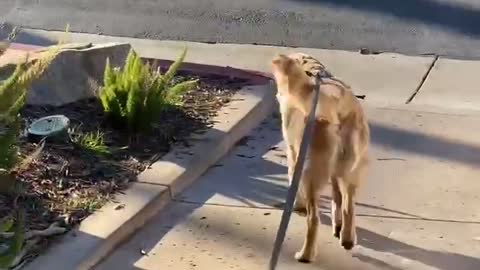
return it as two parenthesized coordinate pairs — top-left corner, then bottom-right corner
(99, 201), (480, 270)
(355, 227), (480, 270)
(318, 196), (480, 225)
(0, 23), (55, 46)
(95, 115), (480, 270)
(318, 214), (480, 270)
(370, 121), (480, 168)
(290, 0), (480, 38)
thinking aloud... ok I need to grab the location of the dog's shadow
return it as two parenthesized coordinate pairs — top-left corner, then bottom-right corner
(317, 214), (480, 270)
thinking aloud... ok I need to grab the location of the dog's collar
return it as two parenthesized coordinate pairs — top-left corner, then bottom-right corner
(304, 68), (333, 80)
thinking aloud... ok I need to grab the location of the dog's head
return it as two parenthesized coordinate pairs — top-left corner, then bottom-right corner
(271, 54), (294, 86)
(271, 54), (300, 94)
(271, 54), (311, 96)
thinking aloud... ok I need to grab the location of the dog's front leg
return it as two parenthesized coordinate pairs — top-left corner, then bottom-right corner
(286, 144), (307, 214)
(294, 170), (319, 263)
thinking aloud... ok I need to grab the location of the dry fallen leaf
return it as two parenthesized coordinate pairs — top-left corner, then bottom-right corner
(114, 203), (125, 210)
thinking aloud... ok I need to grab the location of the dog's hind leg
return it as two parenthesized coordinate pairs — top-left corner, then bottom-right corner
(339, 182), (357, 250)
(331, 176), (343, 238)
(338, 159), (367, 250)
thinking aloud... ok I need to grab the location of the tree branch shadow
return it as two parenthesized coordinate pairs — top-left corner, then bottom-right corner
(318, 214), (480, 270)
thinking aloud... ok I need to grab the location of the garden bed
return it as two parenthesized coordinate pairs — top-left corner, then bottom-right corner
(0, 70), (250, 263)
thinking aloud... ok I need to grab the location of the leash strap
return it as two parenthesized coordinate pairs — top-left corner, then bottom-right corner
(269, 80), (321, 270)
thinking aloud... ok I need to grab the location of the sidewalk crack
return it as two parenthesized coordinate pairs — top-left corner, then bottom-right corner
(406, 55), (439, 104)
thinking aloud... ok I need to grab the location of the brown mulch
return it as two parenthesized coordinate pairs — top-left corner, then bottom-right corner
(0, 72), (249, 235)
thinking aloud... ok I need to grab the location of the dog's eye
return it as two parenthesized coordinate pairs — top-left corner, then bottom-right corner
(305, 71), (313, 77)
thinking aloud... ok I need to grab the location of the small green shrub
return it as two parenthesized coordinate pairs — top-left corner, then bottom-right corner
(66, 196), (104, 214)
(0, 215), (24, 268)
(71, 129), (110, 156)
(99, 47), (198, 132)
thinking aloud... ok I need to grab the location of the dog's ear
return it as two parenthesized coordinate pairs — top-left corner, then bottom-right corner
(271, 54), (287, 64)
(271, 54), (294, 74)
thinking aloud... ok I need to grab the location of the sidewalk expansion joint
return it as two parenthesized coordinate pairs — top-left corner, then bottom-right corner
(406, 55), (439, 104)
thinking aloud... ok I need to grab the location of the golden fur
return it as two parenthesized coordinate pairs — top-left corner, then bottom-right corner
(271, 52), (370, 262)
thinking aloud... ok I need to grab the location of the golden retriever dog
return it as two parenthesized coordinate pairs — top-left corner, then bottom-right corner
(270, 52), (370, 262)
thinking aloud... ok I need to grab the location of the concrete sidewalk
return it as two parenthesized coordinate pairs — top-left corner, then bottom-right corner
(4, 28), (480, 111)
(95, 105), (480, 270)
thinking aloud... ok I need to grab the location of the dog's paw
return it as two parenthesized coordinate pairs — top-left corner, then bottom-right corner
(293, 199), (307, 213)
(294, 251), (314, 263)
(340, 233), (356, 250)
(341, 240), (355, 250)
(293, 206), (307, 217)
(333, 225), (342, 238)
(273, 201), (306, 216)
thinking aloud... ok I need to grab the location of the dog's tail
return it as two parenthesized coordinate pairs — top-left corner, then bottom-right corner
(337, 103), (368, 173)
(348, 130), (362, 172)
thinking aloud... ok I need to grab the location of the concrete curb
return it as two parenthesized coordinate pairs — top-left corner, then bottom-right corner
(138, 83), (275, 196)
(23, 68), (276, 270)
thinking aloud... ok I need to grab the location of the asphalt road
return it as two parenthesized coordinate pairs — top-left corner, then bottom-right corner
(1, 0), (480, 59)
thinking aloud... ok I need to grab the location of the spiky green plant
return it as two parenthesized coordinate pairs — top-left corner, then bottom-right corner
(0, 40), (58, 268)
(99, 47), (198, 132)
(0, 47), (58, 172)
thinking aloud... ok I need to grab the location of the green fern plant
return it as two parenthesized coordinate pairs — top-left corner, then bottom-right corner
(0, 46), (58, 172)
(0, 41), (58, 268)
(99, 47), (198, 132)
